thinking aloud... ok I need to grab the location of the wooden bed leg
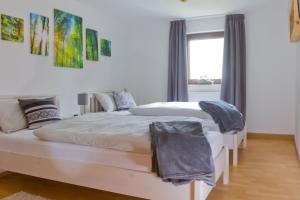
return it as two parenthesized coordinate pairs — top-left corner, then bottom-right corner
(223, 147), (229, 185)
(233, 135), (238, 166)
(242, 131), (247, 149)
(242, 125), (247, 149)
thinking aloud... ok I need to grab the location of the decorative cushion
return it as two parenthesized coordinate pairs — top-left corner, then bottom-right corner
(0, 101), (27, 133)
(18, 97), (61, 130)
(95, 93), (117, 112)
(113, 90), (136, 110)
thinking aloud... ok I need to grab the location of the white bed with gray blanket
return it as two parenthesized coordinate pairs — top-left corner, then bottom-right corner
(0, 95), (229, 200)
(128, 102), (247, 166)
(34, 113), (223, 157)
(33, 112), (228, 199)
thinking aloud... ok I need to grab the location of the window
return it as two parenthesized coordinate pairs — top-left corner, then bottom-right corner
(187, 32), (224, 85)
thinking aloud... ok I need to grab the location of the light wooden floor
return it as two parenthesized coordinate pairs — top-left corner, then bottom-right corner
(0, 137), (300, 200)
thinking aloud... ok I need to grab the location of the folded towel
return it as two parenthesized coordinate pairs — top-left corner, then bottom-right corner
(150, 121), (215, 186)
(199, 101), (245, 133)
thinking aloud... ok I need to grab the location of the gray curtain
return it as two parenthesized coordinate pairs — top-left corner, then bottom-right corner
(221, 14), (246, 116)
(167, 20), (189, 102)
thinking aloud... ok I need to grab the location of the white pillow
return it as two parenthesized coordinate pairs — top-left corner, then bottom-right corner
(95, 93), (117, 112)
(129, 102), (213, 120)
(0, 101), (27, 133)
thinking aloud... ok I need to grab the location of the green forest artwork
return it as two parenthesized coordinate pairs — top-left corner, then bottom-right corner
(1, 14), (24, 43)
(54, 9), (83, 69)
(100, 39), (111, 57)
(86, 29), (99, 61)
(30, 13), (49, 56)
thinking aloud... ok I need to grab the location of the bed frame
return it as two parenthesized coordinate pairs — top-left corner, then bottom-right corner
(225, 126), (247, 166)
(90, 94), (247, 166)
(0, 147), (229, 200)
(0, 95), (229, 200)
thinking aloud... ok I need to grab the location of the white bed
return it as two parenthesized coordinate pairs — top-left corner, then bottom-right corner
(0, 130), (228, 200)
(0, 95), (229, 200)
(91, 99), (247, 166)
(129, 102), (247, 166)
(0, 128), (224, 173)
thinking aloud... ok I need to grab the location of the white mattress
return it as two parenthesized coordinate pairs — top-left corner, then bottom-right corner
(34, 113), (221, 154)
(0, 129), (224, 172)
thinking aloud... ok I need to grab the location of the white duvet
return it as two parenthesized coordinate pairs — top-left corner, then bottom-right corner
(129, 102), (212, 120)
(34, 113), (220, 154)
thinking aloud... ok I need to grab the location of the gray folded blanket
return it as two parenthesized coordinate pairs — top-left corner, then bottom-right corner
(150, 121), (215, 186)
(199, 101), (245, 133)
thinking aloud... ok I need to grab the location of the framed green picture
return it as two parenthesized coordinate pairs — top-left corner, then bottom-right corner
(86, 29), (99, 61)
(100, 39), (112, 57)
(54, 9), (83, 68)
(1, 14), (24, 43)
(30, 13), (49, 56)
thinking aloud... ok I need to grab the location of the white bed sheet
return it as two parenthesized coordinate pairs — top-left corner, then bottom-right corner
(129, 102), (213, 120)
(0, 129), (223, 173)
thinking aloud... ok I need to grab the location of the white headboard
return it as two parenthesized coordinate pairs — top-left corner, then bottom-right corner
(89, 94), (103, 113)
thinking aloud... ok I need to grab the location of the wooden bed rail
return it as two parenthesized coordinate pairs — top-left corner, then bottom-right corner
(0, 146), (229, 200)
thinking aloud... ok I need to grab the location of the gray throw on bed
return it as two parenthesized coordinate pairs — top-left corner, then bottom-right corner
(199, 101), (245, 133)
(149, 121), (215, 186)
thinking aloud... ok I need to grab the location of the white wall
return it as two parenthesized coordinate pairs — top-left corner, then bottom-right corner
(116, 18), (170, 104)
(0, 0), (133, 117)
(245, 0), (297, 135)
(186, 16), (225, 34)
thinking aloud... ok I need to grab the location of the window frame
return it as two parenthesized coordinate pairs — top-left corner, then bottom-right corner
(187, 31), (225, 85)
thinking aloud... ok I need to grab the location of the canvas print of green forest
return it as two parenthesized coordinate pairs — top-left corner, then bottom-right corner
(100, 39), (111, 57)
(54, 9), (83, 69)
(30, 13), (49, 56)
(1, 14), (24, 42)
(86, 29), (99, 61)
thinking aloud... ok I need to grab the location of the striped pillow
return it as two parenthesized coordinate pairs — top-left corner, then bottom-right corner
(18, 97), (61, 130)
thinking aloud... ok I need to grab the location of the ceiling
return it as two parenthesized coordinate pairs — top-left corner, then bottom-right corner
(78, 0), (274, 19)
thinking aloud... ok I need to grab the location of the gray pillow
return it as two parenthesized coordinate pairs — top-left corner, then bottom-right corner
(18, 97), (61, 130)
(113, 90), (136, 110)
